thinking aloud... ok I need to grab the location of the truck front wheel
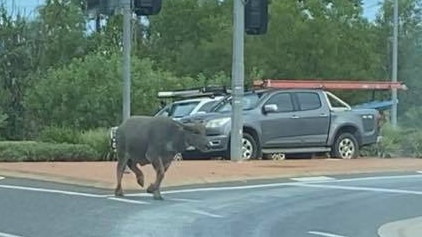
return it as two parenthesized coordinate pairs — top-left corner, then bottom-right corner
(331, 132), (359, 159)
(225, 133), (259, 160)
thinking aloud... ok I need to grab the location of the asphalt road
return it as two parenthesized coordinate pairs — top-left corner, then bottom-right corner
(1, 172), (422, 237)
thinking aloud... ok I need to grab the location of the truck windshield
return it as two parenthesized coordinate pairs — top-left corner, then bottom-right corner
(213, 93), (260, 112)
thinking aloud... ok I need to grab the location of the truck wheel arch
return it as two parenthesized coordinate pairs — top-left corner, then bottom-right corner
(332, 125), (362, 147)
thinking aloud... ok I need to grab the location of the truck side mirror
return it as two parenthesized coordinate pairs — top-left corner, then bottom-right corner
(263, 104), (278, 113)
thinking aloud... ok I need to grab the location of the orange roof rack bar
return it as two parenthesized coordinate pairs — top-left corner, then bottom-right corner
(253, 79), (408, 90)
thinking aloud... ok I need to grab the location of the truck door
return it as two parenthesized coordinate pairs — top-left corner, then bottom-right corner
(260, 92), (302, 148)
(293, 91), (330, 146)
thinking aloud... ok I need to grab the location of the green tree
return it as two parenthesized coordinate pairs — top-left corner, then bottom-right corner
(374, 0), (422, 118)
(0, 4), (34, 139)
(24, 51), (199, 132)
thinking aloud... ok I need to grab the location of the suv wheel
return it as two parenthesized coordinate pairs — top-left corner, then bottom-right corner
(331, 132), (359, 159)
(242, 133), (258, 160)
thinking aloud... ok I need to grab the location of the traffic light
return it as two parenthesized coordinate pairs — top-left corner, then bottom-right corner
(245, 0), (268, 35)
(133, 0), (162, 16)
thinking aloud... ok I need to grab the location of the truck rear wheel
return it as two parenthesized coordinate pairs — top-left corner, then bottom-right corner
(331, 132), (359, 159)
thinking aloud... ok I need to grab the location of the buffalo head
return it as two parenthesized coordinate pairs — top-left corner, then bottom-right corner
(182, 122), (210, 152)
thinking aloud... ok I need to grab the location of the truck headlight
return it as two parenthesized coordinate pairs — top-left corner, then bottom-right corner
(206, 117), (231, 128)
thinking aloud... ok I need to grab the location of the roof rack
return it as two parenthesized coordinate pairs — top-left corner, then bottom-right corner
(253, 79), (408, 90)
(157, 86), (231, 99)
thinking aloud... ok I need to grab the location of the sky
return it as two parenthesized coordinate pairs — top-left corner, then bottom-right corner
(5, 0), (382, 20)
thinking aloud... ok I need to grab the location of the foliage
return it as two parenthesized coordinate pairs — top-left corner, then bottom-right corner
(78, 128), (112, 160)
(24, 51), (200, 131)
(0, 0), (420, 162)
(401, 106), (422, 128)
(0, 141), (98, 162)
(363, 122), (422, 158)
(38, 126), (81, 144)
(38, 126), (113, 160)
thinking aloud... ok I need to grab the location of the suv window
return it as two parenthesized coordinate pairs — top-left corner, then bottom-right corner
(265, 92), (294, 112)
(297, 92), (321, 111)
(198, 100), (220, 113)
(169, 101), (200, 118)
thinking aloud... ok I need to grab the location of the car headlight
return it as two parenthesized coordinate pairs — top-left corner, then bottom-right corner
(206, 117), (231, 128)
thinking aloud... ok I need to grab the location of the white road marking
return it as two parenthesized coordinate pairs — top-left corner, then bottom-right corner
(308, 230), (347, 237)
(0, 231), (24, 237)
(293, 183), (422, 195)
(330, 174), (422, 183)
(167, 198), (200, 203)
(0, 176), (4, 180)
(125, 174), (422, 196)
(2, 173), (422, 200)
(189, 210), (224, 218)
(0, 184), (108, 198)
(107, 197), (150, 205)
(291, 176), (336, 182)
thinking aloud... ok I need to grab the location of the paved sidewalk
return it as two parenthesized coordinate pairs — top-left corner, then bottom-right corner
(1, 158), (422, 191)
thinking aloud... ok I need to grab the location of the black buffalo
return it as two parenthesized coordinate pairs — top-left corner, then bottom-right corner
(114, 115), (210, 200)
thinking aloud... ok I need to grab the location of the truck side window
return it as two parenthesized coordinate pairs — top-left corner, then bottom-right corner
(297, 92), (322, 111)
(266, 93), (294, 112)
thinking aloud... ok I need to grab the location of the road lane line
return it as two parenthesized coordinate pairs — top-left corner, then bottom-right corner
(292, 183), (422, 195)
(167, 198), (200, 203)
(0, 176), (4, 180)
(3, 173), (422, 199)
(330, 174), (422, 183)
(126, 174), (422, 196)
(107, 197), (150, 205)
(0, 231), (24, 237)
(189, 210), (224, 218)
(308, 231), (347, 237)
(0, 184), (108, 198)
(291, 176), (336, 182)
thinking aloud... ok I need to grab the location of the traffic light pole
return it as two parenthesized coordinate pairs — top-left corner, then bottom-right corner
(230, 0), (245, 161)
(122, 0), (132, 122)
(391, 0), (399, 128)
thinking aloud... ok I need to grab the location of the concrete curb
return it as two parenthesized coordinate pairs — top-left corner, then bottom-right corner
(378, 216), (422, 237)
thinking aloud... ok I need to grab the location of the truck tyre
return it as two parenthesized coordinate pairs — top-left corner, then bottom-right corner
(242, 133), (258, 160)
(331, 132), (359, 159)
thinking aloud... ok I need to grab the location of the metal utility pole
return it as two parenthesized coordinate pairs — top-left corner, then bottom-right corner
(230, 0), (245, 161)
(391, 0), (399, 128)
(122, 0), (132, 122)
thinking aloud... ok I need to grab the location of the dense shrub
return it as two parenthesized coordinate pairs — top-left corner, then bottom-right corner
(38, 126), (80, 144)
(79, 128), (113, 160)
(37, 126), (114, 161)
(361, 123), (422, 158)
(0, 141), (98, 162)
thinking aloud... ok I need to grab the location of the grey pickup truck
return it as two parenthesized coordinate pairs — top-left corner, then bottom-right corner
(180, 88), (380, 160)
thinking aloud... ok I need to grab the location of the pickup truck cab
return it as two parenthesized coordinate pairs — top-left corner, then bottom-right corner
(181, 88), (380, 159)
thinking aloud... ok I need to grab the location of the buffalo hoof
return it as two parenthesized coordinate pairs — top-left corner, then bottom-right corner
(153, 191), (164, 200)
(137, 176), (145, 187)
(115, 189), (124, 197)
(146, 184), (156, 193)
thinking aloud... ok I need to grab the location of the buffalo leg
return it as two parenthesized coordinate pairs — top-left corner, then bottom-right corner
(115, 153), (129, 197)
(127, 159), (144, 187)
(147, 157), (165, 200)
